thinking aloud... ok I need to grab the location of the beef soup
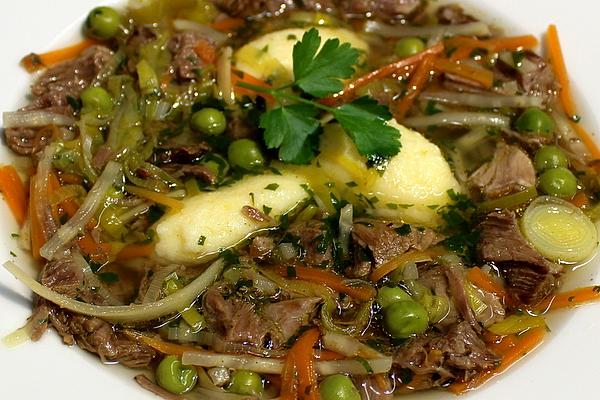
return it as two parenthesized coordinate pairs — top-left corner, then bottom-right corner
(1, 0), (600, 398)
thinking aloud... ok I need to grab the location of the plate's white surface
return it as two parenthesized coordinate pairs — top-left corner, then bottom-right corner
(1, 1), (599, 399)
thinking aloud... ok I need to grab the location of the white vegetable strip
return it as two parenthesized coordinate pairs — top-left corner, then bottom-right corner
(403, 112), (510, 129)
(420, 91), (544, 109)
(172, 19), (228, 45)
(217, 47), (235, 105)
(34, 144), (60, 241)
(322, 331), (383, 359)
(3, 111), (75, 129)
(40, 161), (122, 260)
(338, 204), (353, 256)
(2, 259), (224, 323)
(182, 351), (392, 375)
(364, 21), (490, 38)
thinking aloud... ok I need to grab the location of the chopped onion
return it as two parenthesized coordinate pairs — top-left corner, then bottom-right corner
(277, 242), (298, 261)
(322, 331), (383, 359)
(364, 21), (490, 38)
(206, 367), (230, 387)
(402, 262), (419, 280)
(338, 204), (353, 256)
(117, 202), (151, 224)
(172, 19), (228, 45)
(403, 112), (510, 129)
(521, 196), (598, 263)
(3, 110), (75, 129)
(420, 91), (544, 109)
(217, 47), (235, 105)
(182, 351), (392, 376)
(40, 161), (122, 260)
(2, 259), (224, 323)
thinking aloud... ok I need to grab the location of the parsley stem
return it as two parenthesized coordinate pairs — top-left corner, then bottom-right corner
(235, 82), (336, 113)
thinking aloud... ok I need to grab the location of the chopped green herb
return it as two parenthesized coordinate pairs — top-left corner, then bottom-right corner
(386, 203), (398, 210)
(355, 357), (374, 374)
(287, 265), (297, 278)
(395, 224), (412, 236)
(10, 233), (19, 238)
(98, 272), (119, 283)
(264, 183), (280, 191)
(9, 251), (16, 257)
(197, 235), (207, 246)
(424, 100), (442, 115)
(263, 205), (273, 215)
(345, 181), (358, 188)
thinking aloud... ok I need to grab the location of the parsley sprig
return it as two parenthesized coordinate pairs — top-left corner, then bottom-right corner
(237, 28), (401, 164)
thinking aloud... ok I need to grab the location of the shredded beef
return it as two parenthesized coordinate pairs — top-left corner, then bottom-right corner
(168, 32), (208, 80)
(49, 309), (155, 368)
(394, 321), (498, 389)
(153, 143), (211, 165)
(479, 210), (557, 304)
(249, 236), (276, 260)
(417, 266), (460, 327)
(39, 256), (83, 298)
(443, 262), (480, 332)
(352, 219), (441, 265)
(4, 126), (53, 156)
(262, 297), (321, 344)
(31, 46), (113, 110)
(468, 144), (536, 200)
(287, 219), (334, 267)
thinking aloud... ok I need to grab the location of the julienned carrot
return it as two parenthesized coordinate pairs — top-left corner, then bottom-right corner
(117, 243), (156, 261)
(320, 42), (445, 107)
(394, 54), (437, 120)
(210, 17), (245, 32)
(433, 58), (494, 88)
(467, 267), (508, 300)
(569, 192), (589, 208)
(231, 69), (275, 106)
(281, 328), (320, 400)
(125, 185), (184, 211)
(48, 172), (80, 219)
(194, 39), (217, 64)
(276, 265), (376, 301)
(369, 250), (433, 282)
(546, 25), (575, 118)
(536, 286), (600, 311)
(0, 165), (28, 226)
(448, 327), (546, 394)
(77, 234), (112, 264)
(29, 180), (44, 261)
(447, 35), (539, 61)
(125, 331), (203, 356)
(21, 38), (98, 72)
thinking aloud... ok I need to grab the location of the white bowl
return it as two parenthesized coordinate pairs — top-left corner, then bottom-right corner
(1, 0), (599, 398)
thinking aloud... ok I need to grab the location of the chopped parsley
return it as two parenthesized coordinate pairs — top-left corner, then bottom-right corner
(262, 205), (273, 215)
(395, 224), (412, 236)
(437, 189), (480, 264)
(264, 183), (280, 191)
(197, 235), (207, 246)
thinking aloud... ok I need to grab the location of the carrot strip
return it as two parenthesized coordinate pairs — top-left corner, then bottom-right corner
(369, 250), (433, 282)
(0, 166), (28, 226)
(394, 54), (437, 120)
(21, 39), (98, 72)
(433, 58), (494, 88)
(48, 172), (80, 219)
(569, 191), (589, 208)
(447, 35), (538, 61)
(77, 234), (112, 264)
(117, 243), (156, 261)
(448, 327), (546, 394)
(125, 185), (184, 211)
(536, 286), (600, 311)
(276, 265), (376, 301)
(546, 25), (575, 118)
(194, 39), (217, 64)
(29, 179), (44, 261)
(321, 42), (445, 106)
(285, 328), (320, 400)
(125, 331), (204, 356)
(210, 17), (245, 32)
(467, 267), (508, 300)
(231, 69), (275, 106)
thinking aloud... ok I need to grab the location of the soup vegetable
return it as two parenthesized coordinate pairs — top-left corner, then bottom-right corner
(2, 0), (600, 398)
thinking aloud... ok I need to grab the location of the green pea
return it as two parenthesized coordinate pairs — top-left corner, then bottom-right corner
(191, 108), (227, 135)
(534, 145), (569, 172)
(538, 167), (578, 198)
(515, 107), (556, 135)
(228, 370), (264, 396)
(227, 139), (265, 171)
(319, 374), (361, 400)
(394, 37), (425, 58)
(85, 6), (121, 40)
(377, 286), (412, 309)
(155, 355), (198, 394)
(383, 300), (429, 339)
(80, 86), (113, 114)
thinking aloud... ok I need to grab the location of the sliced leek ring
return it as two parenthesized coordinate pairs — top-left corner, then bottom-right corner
(521, 196), (598, 263)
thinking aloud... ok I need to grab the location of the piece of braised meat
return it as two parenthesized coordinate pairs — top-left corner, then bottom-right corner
(352, 219), (442, 266)
(436, 4), (476, 24)
(468, 144), (536, 200)
(168, 32), (213, 80)
(479, 210), (558, 305)
(286, 219), (335, 267)
(394, 321), (498, 390)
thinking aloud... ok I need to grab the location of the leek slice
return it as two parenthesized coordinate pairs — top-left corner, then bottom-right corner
(521, 196), (598, 263)
(488, 314), (546, 335)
